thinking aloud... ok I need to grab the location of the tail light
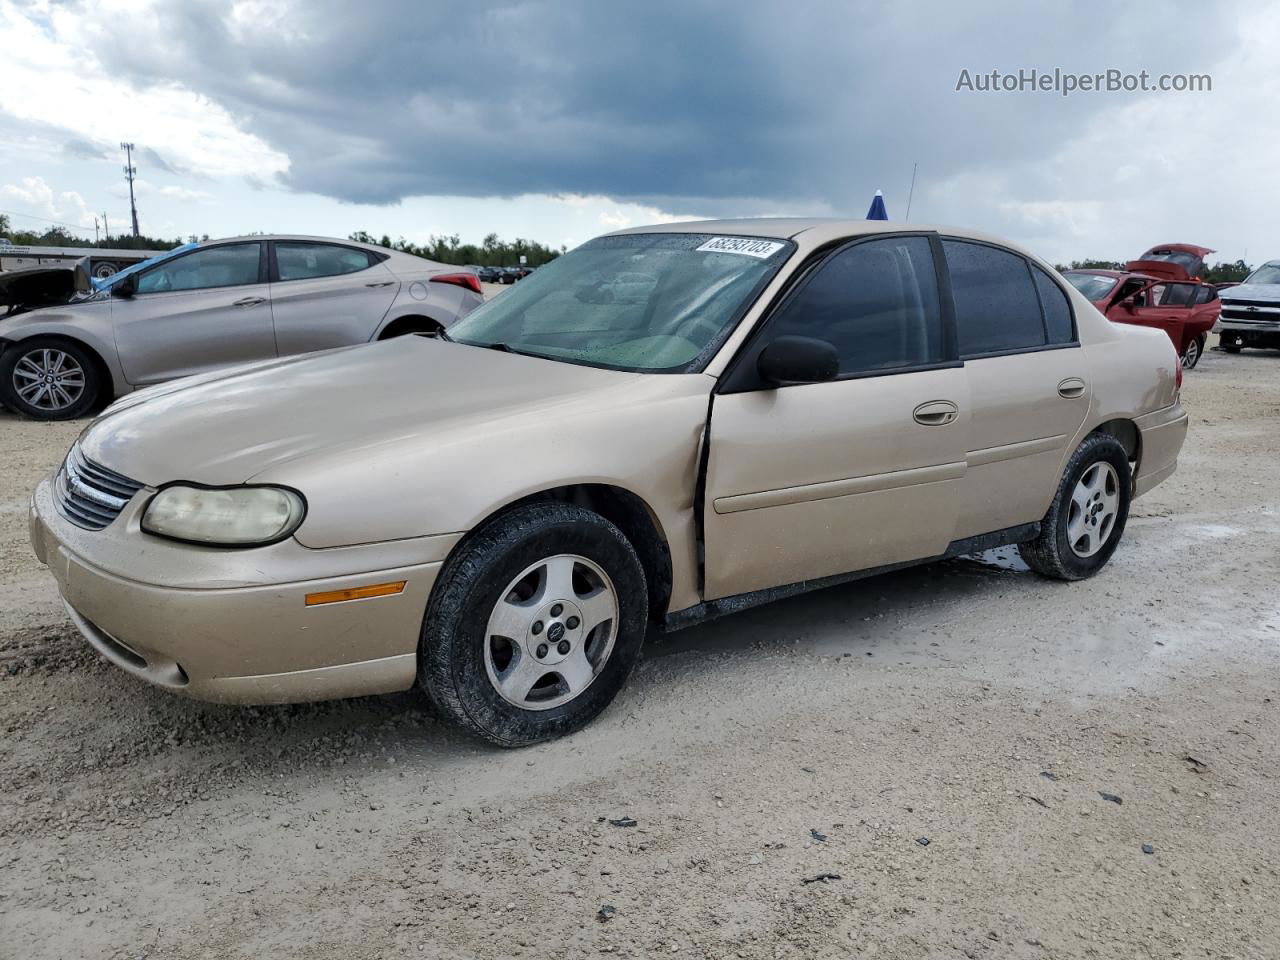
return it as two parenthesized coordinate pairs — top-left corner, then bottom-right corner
(430, 272), (482, 295)
(1175, 359), (1184, 392)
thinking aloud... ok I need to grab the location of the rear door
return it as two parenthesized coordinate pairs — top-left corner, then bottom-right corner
(702, 233), (970, 599)
(941, 239), (1091, 539)
(112, 241), (275, 385)
(268, 241), (401, 355)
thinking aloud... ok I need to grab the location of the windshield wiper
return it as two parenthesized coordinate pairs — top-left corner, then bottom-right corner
(484, 341), (515, 353)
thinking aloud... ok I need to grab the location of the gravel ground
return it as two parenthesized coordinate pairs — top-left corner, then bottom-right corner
(2, 340), (1278, 959)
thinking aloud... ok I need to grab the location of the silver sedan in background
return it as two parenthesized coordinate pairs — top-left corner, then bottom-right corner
(0, 235), (485, 419)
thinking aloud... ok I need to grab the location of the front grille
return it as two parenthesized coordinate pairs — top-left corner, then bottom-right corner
(55, 445), (144, 530)
(1220, 298), (1280, 309)
(1221, 307), (1280, 323)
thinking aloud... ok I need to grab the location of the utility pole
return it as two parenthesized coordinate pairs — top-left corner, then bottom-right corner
(94, 217), (100, 244)
(120, 142), (140, 238)
(102, 211), (109, 243)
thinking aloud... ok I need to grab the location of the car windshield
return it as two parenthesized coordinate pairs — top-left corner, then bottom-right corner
(1245, 263), (1280, 285)
(446, 232), (793, 371)
(1064, 272), (1118, 300)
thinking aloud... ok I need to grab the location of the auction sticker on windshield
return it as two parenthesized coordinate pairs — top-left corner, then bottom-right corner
(696, 237), (786, 258)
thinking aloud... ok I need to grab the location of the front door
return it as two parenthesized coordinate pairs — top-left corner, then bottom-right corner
(1116, 280), (1190, 353)
(702, 234), (969, 599)
(113, 241), (275, 385)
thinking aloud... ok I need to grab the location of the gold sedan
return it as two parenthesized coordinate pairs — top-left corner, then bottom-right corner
(29, 219), (1188, 744)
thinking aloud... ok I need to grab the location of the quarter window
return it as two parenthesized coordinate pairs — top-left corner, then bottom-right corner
(765, 235), (944, 375)
(276, 242), (374, 281)
(943, 239), (1045, 356)
(1031, 266), (1075, 344)
(135, 243), (261, 293)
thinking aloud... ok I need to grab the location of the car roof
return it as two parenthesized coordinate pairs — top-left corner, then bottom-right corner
(603, 217), (1028, 252)
(204, 234), (384, 249)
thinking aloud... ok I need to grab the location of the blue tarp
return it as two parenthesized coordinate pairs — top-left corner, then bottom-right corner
(90, 242), (198, 291)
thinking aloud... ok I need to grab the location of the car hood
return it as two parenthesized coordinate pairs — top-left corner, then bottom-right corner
(0, 260), (94, 314)
(1219, 282), (1280, 302)
(80, 338), (664, 488)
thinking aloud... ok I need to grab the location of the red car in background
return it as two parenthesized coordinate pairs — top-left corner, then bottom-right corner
(1063, 243), (1220, 369)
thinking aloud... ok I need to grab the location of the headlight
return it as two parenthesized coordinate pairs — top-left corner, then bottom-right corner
(141, 485), (306, 546)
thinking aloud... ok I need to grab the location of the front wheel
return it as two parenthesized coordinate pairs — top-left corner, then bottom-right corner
(0, 338), (103, 420)
(1019, 433), (1131, 581)
(418, 502), (648, 746)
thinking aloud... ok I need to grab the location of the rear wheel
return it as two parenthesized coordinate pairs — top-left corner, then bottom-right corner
(418, 502), (648, 746)
(0, 338), (102, 420)
(1182, 335), (1204, 369)
(1019, 433), (1131, 581)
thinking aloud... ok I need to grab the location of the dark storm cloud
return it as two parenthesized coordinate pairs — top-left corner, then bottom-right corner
(62, 137), (110, 160)
(80, 0), (1232, 213)
(141, 146), (184, 175)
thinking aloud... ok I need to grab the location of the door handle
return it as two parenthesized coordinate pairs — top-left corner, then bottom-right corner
(232, 296), (266, 307)
(1057, 377), (1087, 399)
(913, 399), (958, 426)
(365, 281), (396, 288)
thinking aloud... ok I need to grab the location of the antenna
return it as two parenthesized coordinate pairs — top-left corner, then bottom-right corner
(120, 142), (140, 238)
(905, 162), (918, 222)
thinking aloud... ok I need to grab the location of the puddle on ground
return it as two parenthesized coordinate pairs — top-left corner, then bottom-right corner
(956, 545), (1031, 573)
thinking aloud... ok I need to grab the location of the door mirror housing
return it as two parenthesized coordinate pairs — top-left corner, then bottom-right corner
(756, 336), (840, 386)
(110, 274), (136, 298)
(1119, 296), (1138, 311)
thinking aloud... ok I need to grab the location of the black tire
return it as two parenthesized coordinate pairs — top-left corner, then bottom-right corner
(1018, 433), (1131, 581)
(0, 337), (103, 420)
(1222, 344), (1242, 354)
(418, 502), (648, 746)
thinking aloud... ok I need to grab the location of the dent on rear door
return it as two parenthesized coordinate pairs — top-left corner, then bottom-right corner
(269, 265), (401, 356)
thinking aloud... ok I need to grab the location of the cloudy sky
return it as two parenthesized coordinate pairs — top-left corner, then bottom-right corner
(0, 0), (1274, 265)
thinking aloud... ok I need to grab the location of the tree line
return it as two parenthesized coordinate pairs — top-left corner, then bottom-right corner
(347, 231), (564, 267)
(0, 218), (193, 251)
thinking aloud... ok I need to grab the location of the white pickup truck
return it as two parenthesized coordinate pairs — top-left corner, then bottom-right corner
(1216, 261), (1280, 353)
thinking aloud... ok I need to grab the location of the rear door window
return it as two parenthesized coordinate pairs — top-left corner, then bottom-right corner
(942, 239), (1046, 356)
(275, 242), (375, 281)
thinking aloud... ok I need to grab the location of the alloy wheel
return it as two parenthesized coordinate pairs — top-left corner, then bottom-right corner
(1066, 461), (1120, 558)
(483, 553), (619, 711)
(12, 348), (87, 413)
(1182, 339), (1200, 368)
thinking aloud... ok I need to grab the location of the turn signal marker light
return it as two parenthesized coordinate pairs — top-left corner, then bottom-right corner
(305, 581), (407, 606)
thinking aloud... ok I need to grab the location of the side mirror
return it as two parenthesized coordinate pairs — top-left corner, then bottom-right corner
(757, 336), (840, 386)
(110, 274), (136, 298)
(1120, 297), (1137, 311)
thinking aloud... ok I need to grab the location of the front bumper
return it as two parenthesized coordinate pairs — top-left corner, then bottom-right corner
(29, 477), (458, 704)
(1216, 320), (1280, 334)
